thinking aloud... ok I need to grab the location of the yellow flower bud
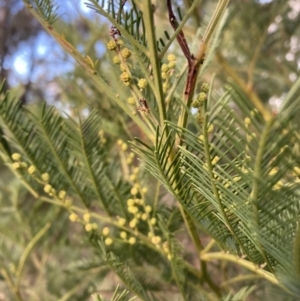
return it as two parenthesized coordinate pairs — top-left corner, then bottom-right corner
(130, 187), (138, 195)
(200, 83), (209, 93)
(118, 217), (126, 226)
(92, 223), (98, 229)
(145, 205), (152, 213)
(162, 82), (170, 92)
(83, 213), (91, 223)
(129, 174), (136, 182)
(102, 227), (110, 236)
(107, 40), (117, 50)
(41, 173), (50, 182)
(128, 206), (138, 214)
(127, 198), (135, 206)
(168, 61), (176, 69)
(12, 162), (20, 170)
(127, 97), (135, 105)
(133, 167), (139, 174)
(113, 55), (120, 64)
(120, 231), (127, 239)
(151, 236), (161, 245)
(120, 72), (131, 83)
(244, 117), (251, 126)
(161, 72), (167, 79)
(121, 48), (131, 59)
(150, 218), (156, 225)
(69, 213), (78, 222)
(104, 237), (113, 246)
(11, 153), (21, 161)
(129, 218), (137, 228)
(141, 213), (148, 220)
(28, 165), (36, 175)
(128, 237), (136, 245)
(138, 78), (147, 89)
(44, 184), (52, 194)
(167, 54), (176, 61)
(120, 63), (127, 72)
(121, 143), (128, 151)
(141, 187), (148, 194)
(161, 64), (169, 72)
(58, 190), (66, 200)
(85, 223), (93, 232)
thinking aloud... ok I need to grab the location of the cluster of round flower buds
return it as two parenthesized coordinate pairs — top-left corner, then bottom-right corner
(107, 34), (133, 87)
(161, 54), (177, 93)
(192, 83), (209, 124)
(11, 152), (70, 204)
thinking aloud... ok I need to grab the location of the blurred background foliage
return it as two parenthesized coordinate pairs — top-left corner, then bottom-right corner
(0, 0), (300, 300)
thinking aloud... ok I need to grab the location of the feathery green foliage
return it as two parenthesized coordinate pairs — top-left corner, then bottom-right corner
(1, 0), (300, 300)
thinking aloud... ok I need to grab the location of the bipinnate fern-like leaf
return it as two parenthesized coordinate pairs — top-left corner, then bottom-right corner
(133, 79), (300, 291)
(0, 86), (131, 216)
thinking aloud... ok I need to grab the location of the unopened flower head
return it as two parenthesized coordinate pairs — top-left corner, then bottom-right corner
(69, 213), (78, 222)
(28, 165), (36, 175)
(58, 190), (66, 200)
(113, 55), (120, 64)
(200, 83), (209, 93)
(161, 64), (169, 72)
(104, 237), (113, 246)
(41, 173), (50, 182)
(85, 223), (93, 232)
(150, 218), (156, 225)
(168, 60), (176, 69)
(127, 97), (135, 105)
(11, 153), (21, 161)
(118, 217), (126, 226)
(120, 231), (127, 239)
(83, 212), (91, 223)
(129, 218), (137, 228)
(167, 54), (176, 62)
(138, 78), (147, 89)
(121, 143), (128, 151)
(128, 237), (136, 245)
(121, 48), (131, 59)
(12, 162), (20, 170)
(130, 187), (138, 195)
(107, 40), (117, 50)
(44, 184), (52, 194)
(102, 227), (110, 236)
(151, 236), (161, 245)
(145, 205), (152, 213)
(120, 72), (131, 84)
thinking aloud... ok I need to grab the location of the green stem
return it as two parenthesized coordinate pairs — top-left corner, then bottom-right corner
(142, 0), (167, 127)
(15, 223), (51, 288)
(201, 252), (280, 287)
(1, 268), (24, 301)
